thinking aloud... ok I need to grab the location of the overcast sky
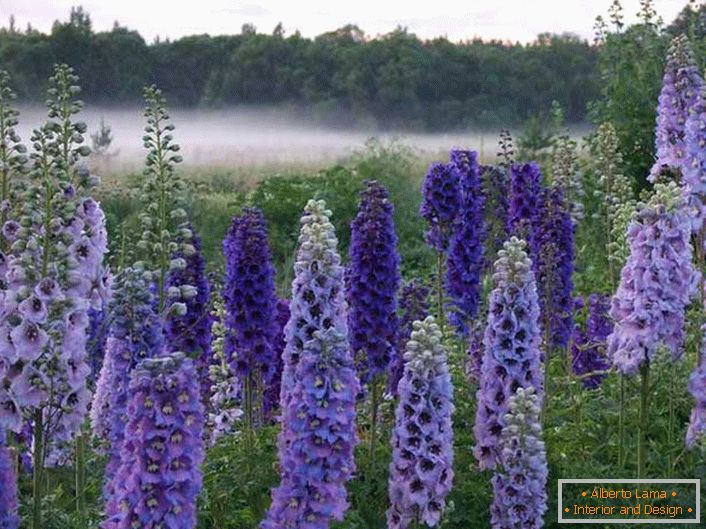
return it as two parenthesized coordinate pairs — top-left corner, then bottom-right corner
(0, 0), (692, 43)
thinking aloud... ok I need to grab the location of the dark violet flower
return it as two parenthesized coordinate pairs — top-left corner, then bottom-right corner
(103, 353), (205, 529)
(608, 183), (699, 375)
(446, 150), (486, 335)
(490, 387), (547, 529)
(389, 279), (430, 394)
(531, 185), (575, 350)
(166, 226), (214, 403)
(0, 429), (19, 529)
(387, 316), (454, 529)
(650, 34), (703, 183)
(480, 165), (510, 269)
(474, 237), (543, 470)
(222, 207), (279, 424)
(571, 294), (611, 389)
(420, 162), (461, 252)
(508, 162), (541, 239)
(347, 180), (400, 385)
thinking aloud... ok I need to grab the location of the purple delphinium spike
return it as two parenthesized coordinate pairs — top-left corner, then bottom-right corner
(99, 267), (165, 495)
(264, 299), (290, 418)
(166, 226), (214, 403)
(222, 207), (279, 423)
(103, 353), (204, 529)
(420, 162), (461, 252)
(684, 77), (706, 231)
(446, 150), (486, 335)
(571, 294), (611, 389)
(90, 348), (114, 447)
(263, 200), (354, 529)
(687, 338), (706, 448)
(608, 183), (699, 375)
(480, 165), (510, 269)
(87, 306), (109, 385)
(508, 162), (541, 238)
(0, 429), (19, 529)
(347, 180), (400, 385)
(474, 237), (543, 470)
(490, 387), (547, 529)
(532, 185), (575, 350)
(389, 279), (430, 394)
(387, 316), (454, 529)
(650, 34), (703, 183)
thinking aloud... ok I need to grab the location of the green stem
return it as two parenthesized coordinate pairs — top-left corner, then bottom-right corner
(369, 378), (380, 470)
(32, 410), (44, 529)
(75, 432), (86, 520)
(637, 363), (650, 479)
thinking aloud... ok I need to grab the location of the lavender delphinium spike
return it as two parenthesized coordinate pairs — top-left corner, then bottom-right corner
(446, 150), (486, 335)
(684, 77), (706, 231)
(687, 351), (706, 448)
(420, 162), (461, 252)
(264, 299), (290, 417)
(165, 226), (213, 403)
(650, 34), (703, 183)
(490, 387), (547, 529)
(390, 279), (430, 394)
(0, 429), (19, 529)
(480, 165), (510, 268)
(571, 294), (611, 389)
(532, 185), (575, 351)
(608, 182), (699, 375)
(387, 316), (454, 529)
(347, 180), (400, 385)
(474, 237), (543, 470)
(103, 353), (205, 529)
(508, 162), (541, 238)
(222, 207), (279, 425)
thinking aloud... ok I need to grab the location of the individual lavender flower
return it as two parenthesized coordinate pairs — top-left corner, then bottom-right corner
(222, 207), (279, 426)
(650, 34), (703, 182)
(446, 150), (485, 335)
(480, 165), (510, 268)
(571, 294), (611, 389)
(490, 387), (547, 529)
(0, 429), (19, 529)
(474, 237), (543, 470)
(390, 279), (430, 394)
(420, 162), (461, 252)
(532, 185), (575, 351)
(387, 316), (454, 529)
(551, 135), (584, 221)
(508, 162), (541, 238)
(608, 182), (699, 375)
(165, 226), (213, 403)
(262, 327), (359, 529)
(347, 180), (400, 385)
(103, 353), (205, 529)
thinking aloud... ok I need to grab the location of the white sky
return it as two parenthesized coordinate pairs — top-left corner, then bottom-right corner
(0, 0), (693, 43)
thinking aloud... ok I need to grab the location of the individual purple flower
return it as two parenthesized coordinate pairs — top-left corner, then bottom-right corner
(650, 34), (703, 182)
(0, 429), (19, 529)
(571, 294), (611, 389)
(390, 279), (430, 394)
(490, 387), (547, 529)
(222, 207), (279, 424)
(474, 237), (543, 470)
(508, 162), (541, 238)
(347, 180), (400, 385)
(531, 185), (575, 350)
(420, 162), (461, 252)
(103, 353), (205, 529)
(446, 150), (486, 335)
(387, 316), (454, 529)
(166, 226), (214, 403)
(608, 183), (699, 375)
(480, 165), (510, 269)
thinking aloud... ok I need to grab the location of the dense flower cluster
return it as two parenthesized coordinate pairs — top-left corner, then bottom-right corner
(508, 162), (541, 238)
(571, 295), (611, 389)
(347, 180), (400, 385)
(165, 226), (213, 402)
(608, 182), (699, 375)
(420, 162), (461, 252)
(103, 353), (205, 529)
(0, 429), (19, 529)
(551, 135), (583, 221)
(446, 150), (486, 335)
(387, 316), (454, 529)
(532, 185), (575, 350)
(222, 207), (279, 423)
(650, 34), (703, 182)
(490, 387), (547, 529)
(480, 165), (510, 268)
(474, 237), (543, 470)
(390, 279), (430, 393)
(684, 75), (706, 229)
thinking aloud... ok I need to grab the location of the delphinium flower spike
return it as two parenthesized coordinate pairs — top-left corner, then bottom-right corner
(264, 299), (290, 417)
(684, 77), (706, 231)
(571, 294), (611, 389)
(480, 164), (509, 269)
(490, 387), (547, 529)
(687, 331), (706, 448)
(387, 316), (454, 529)
(474, 237), (543, 470)
(0, 70), (27, 228)
(420, 163), (461, 253)
(551, 135), (584, 221)
(0, 428), (19, 529)
(103, 352), (205, 529)
(508, 162), (541, 239)
(446, 150), (486, 335)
